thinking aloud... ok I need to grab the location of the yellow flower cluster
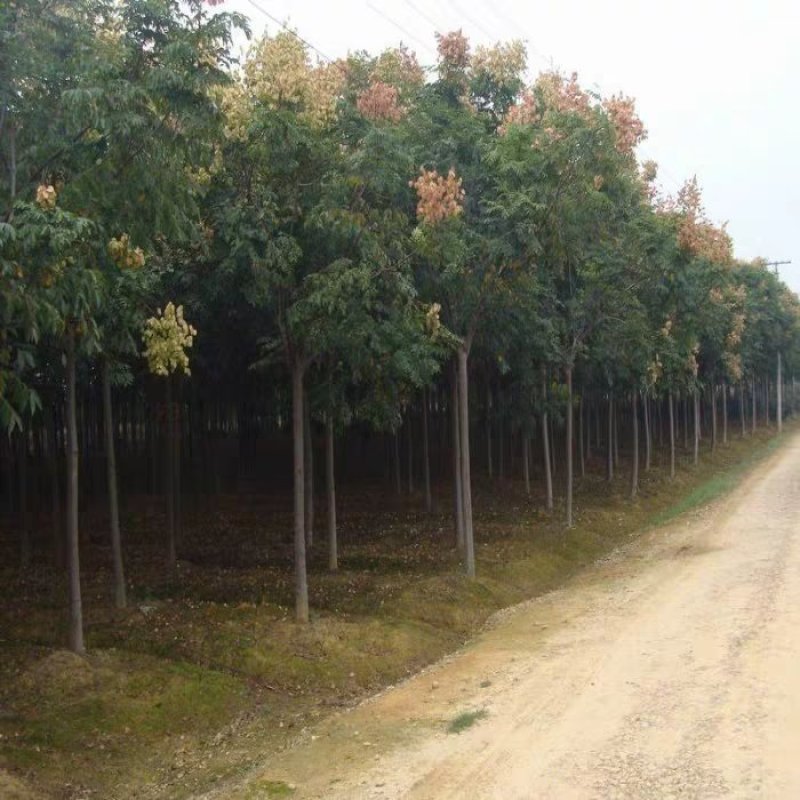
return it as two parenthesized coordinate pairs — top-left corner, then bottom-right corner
(243, 33), (344, 128)
(36, 184), (57, 210)
(108, 234), (145, 270)
(425, 302), (442, 337)
(647, 354), (663, 387)
(143, 302), (197, 376)
(372, 46), (425, 94)
(471, 40), (527, 87)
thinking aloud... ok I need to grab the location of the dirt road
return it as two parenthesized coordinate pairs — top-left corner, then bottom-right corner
(218, 434), (800, 799)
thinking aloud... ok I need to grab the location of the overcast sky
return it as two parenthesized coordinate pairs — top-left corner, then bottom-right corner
(223, 0), (800, 293)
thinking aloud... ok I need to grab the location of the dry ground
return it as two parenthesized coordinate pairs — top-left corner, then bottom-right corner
(213, 429), (800, 799)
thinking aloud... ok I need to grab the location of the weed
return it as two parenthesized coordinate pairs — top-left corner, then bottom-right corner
(447, 708), (488, 734)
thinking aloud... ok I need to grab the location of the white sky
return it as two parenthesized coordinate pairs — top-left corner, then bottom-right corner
(223, 0), (800, 292)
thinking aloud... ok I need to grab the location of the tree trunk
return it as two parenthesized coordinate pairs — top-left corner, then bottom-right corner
(683, 394), (689, 450)
(304, 391), (314, 549)
(565, 366), (574, 528)
(457, 346), (475, 577)
(541, 368), (553, 511)
(643, 393), (651, 472)
(325, 412), (337, 572)
(166, 376), (176, 567)
(777, 352), (783, 433)
(486, 383), (493, 478)
(522, 432), (530, 496)
(498, 393), (505, 480)
(291, 360), (309, 622)
(65, 331), (85, 654)
(18, 428), (31, 569)
(393, 431), (401, 495)
(722, 382), (728, 445)
(630, 391), (639, 499)
(422, 389), (432, 512)
(579, 389), (585, 479)
(102, 359), (126, 608)
(174, 378), (182, 547)
(751, 379), (757, 434)
(740, 383), (746, 436)
(49, 405), (63, 568)
(451, 364), (464, 551)
(668, 390), (676, 480)
(406, 412), (414, 494)
(607, 393), (614, 481)
(693, 391), (700, 465)
(710, 382), (718, 453)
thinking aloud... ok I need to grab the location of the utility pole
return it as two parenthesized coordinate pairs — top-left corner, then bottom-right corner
(765, 260), (792, 432)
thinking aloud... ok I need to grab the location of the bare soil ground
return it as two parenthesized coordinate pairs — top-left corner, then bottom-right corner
(211, 430), (800, 799)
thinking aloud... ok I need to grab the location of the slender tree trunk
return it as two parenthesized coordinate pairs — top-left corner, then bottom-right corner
(18, 428), (30, 569)
(668, 390), (676, 480)
(486, 383), (493, 478)
(65, 331), (84, 654)
(565, 366), (574, 528)
(49, 405), (62, 568)
(613, 400), (620, 469)
(393, 431), (402, 495)
(304, 391), (314, 549)
(166, 376), (176, 567)
(422, 389), (432, 512)
(693, 391), (700, 465)
(630, 391), (639, 499)
(722, 382), (728, 445)
(451, 365), (464, 551)
(541, 368), (553, 510)
(457, 346), (475, 577)
(740, 382), (746, 436)
(777, 352), (783, 433)
(710, 382), (718, 453)
(325, 412), (337, 572)
(683, 394), (689, 450)
(174, 378), (182, 546)
(643, 393), (651, 472)
(607, 393), (614, 481)
(522, 431), (530, 496)
(102, 359), (126, 608)
(406, 412), (414, 494)
(751, 379), (757, 434)
(291, 360), (309, 622)
(586, 397), (593, 462)
(498, 394), (505, 480)
(579, 389), (585, 479)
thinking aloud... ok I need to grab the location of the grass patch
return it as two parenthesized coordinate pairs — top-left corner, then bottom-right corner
(447, 708), (488, 734)
(651, 433), (784, 526)
(243, 779), (296, 798)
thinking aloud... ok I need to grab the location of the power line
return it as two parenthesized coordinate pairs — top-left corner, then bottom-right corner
(243, 0), (336, 63)
(365, 1), (438, 59)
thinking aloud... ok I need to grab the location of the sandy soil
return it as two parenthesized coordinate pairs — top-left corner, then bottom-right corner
(208, 432), (800, 799)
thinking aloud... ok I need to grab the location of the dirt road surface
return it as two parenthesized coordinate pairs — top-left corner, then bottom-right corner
(214, 434), (800, 799)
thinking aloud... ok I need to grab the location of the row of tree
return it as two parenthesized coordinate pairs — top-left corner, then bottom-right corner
(2, 1), (798, 653)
